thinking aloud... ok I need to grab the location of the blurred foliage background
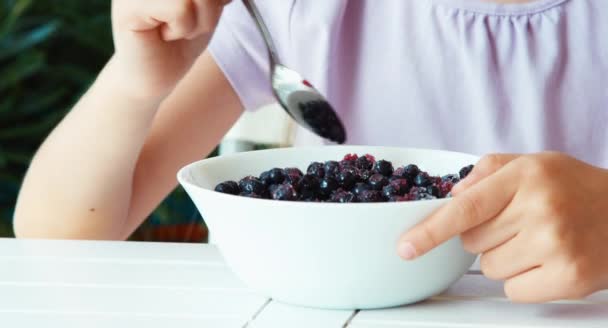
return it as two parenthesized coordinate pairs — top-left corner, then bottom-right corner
(0, 0), (207, 241)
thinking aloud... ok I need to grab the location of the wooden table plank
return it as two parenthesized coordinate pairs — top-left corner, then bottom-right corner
(2, 311), (246, 328)
(0, 238), (223, 264)
(248, 300), (355, 328)
(352, 299), (608, 327)
(0, 256), (246, 290)
(0, 284), (268, 321)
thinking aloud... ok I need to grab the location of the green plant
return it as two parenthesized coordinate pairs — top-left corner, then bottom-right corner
(0, 0), (205, 240)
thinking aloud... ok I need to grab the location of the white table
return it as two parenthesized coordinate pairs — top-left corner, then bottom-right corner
(1, 238), (606, 327)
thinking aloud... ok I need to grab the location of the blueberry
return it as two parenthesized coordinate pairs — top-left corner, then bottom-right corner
(358, 190), (384, 202)
(382, 184), (400, 199)
(358, 169), (373, 182)
(283, 168), (303, 191)
(307, 162), (325, 178)
(414, 172), (432, 187)
(324, 161), (340, 178)
(442, 174), (460, 184)
(340, 159), (356, 168)
(368, 173), (389, 190)
(337, 167), (357, 189)
(425, 185), (440, 197)
(319, 177), (339, 198)
(283, 167), (303, 179)
(239, 176), (266, 195)
(259, 170), (272, 186)
(214, 181), (240, 195)
(330, 190), (356, 203)
(353, 182), (371, 195)
(459, 165), (474, 179)
(355, 156), (374, 170)
(271, 183), (298, 201)
(267, 168), (285, 184)
(299, 174), (320, 191)
(373, 160), (394, 176)
(404, 164), (421, 178)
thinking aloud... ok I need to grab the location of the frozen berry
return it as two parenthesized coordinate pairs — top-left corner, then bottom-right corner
(340, 159), (356, 168)
(271, 183), (298, 201)
(439, 181), (454, 197)
(459, 165), (474, 179)
(330, 190), (356, 203)
(239, 176), (265, 195)
(259, 170), (272, 186)
(337, 167), (357, 189)
(358, 169), (373, 182)
(214, 181), (240, 195)
(425, 185), (440, 197)
(374, 160), (394, 176)
(382, 184), (400, 198)
(353, 182), (371, 195)
(268, 168), (285, 184)
(382, 179), (408, 198)
(392, 166), (407, 178)
(358, 190), (384, 202)
(324, 161), (340, 178)
(355, 156), (374, 170)
(414, 172), (432, 186)
(343, 153), (359, 161)
(319, 177), (339, 198)
(307, 162), (325, 178)
(299, 174), (319, 191)
(404, 164), (421, 178)
(363, 154), (376, 162)
(389, 178), (409, 194)
(409, 187), (436, 201)
(433, 176), (443, 185)
(442, 174), (460, 184)
(284, 167), (303, 179)
(368, 173), (389, 190)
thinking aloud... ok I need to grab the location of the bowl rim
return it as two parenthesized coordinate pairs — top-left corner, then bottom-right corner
(176, 145), (479, 208)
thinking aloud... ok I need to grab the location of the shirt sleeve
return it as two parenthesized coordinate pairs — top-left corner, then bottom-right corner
(207, 1), (275, 111)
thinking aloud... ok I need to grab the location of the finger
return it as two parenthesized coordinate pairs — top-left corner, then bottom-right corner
(460, 205), (521, 254)
(129, 0), (198, 40)
(504, 266), (567, 303)
(479, 231), (540, 281)
(398, 163), (519, 260)
(452, 154), (521, 195)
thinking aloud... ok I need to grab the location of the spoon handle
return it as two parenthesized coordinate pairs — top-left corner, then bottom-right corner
(242, 0), (281, 66)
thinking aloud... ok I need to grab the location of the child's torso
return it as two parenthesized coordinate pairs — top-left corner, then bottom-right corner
(215, 0), (608, 166)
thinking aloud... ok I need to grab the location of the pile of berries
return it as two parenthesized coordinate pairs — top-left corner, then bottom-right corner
(214, 154), (474, 203)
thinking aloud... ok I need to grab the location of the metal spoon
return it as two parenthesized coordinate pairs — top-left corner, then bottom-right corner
(242, 0), (347, 144)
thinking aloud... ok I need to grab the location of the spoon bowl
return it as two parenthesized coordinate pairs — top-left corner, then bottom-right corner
(242, 0), (347, 144)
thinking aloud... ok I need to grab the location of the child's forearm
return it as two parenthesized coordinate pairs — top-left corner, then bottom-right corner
(14, 57), (163, 240)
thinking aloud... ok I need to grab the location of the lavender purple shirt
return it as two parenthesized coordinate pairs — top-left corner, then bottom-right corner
(209, 0), (608, 166)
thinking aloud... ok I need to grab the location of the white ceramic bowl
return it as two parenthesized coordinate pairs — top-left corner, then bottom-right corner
(178, 146), (478, 310)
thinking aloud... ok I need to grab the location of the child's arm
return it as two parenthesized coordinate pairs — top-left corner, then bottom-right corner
(13, 0), (240, 240)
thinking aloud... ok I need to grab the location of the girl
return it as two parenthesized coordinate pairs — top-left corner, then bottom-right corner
(14, 0), (608, 303)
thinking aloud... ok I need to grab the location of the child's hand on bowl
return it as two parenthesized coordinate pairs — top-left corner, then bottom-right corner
(399, 152), (608, 303)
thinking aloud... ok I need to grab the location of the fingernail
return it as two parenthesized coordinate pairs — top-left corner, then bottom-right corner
(398, 242), (417, 260)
